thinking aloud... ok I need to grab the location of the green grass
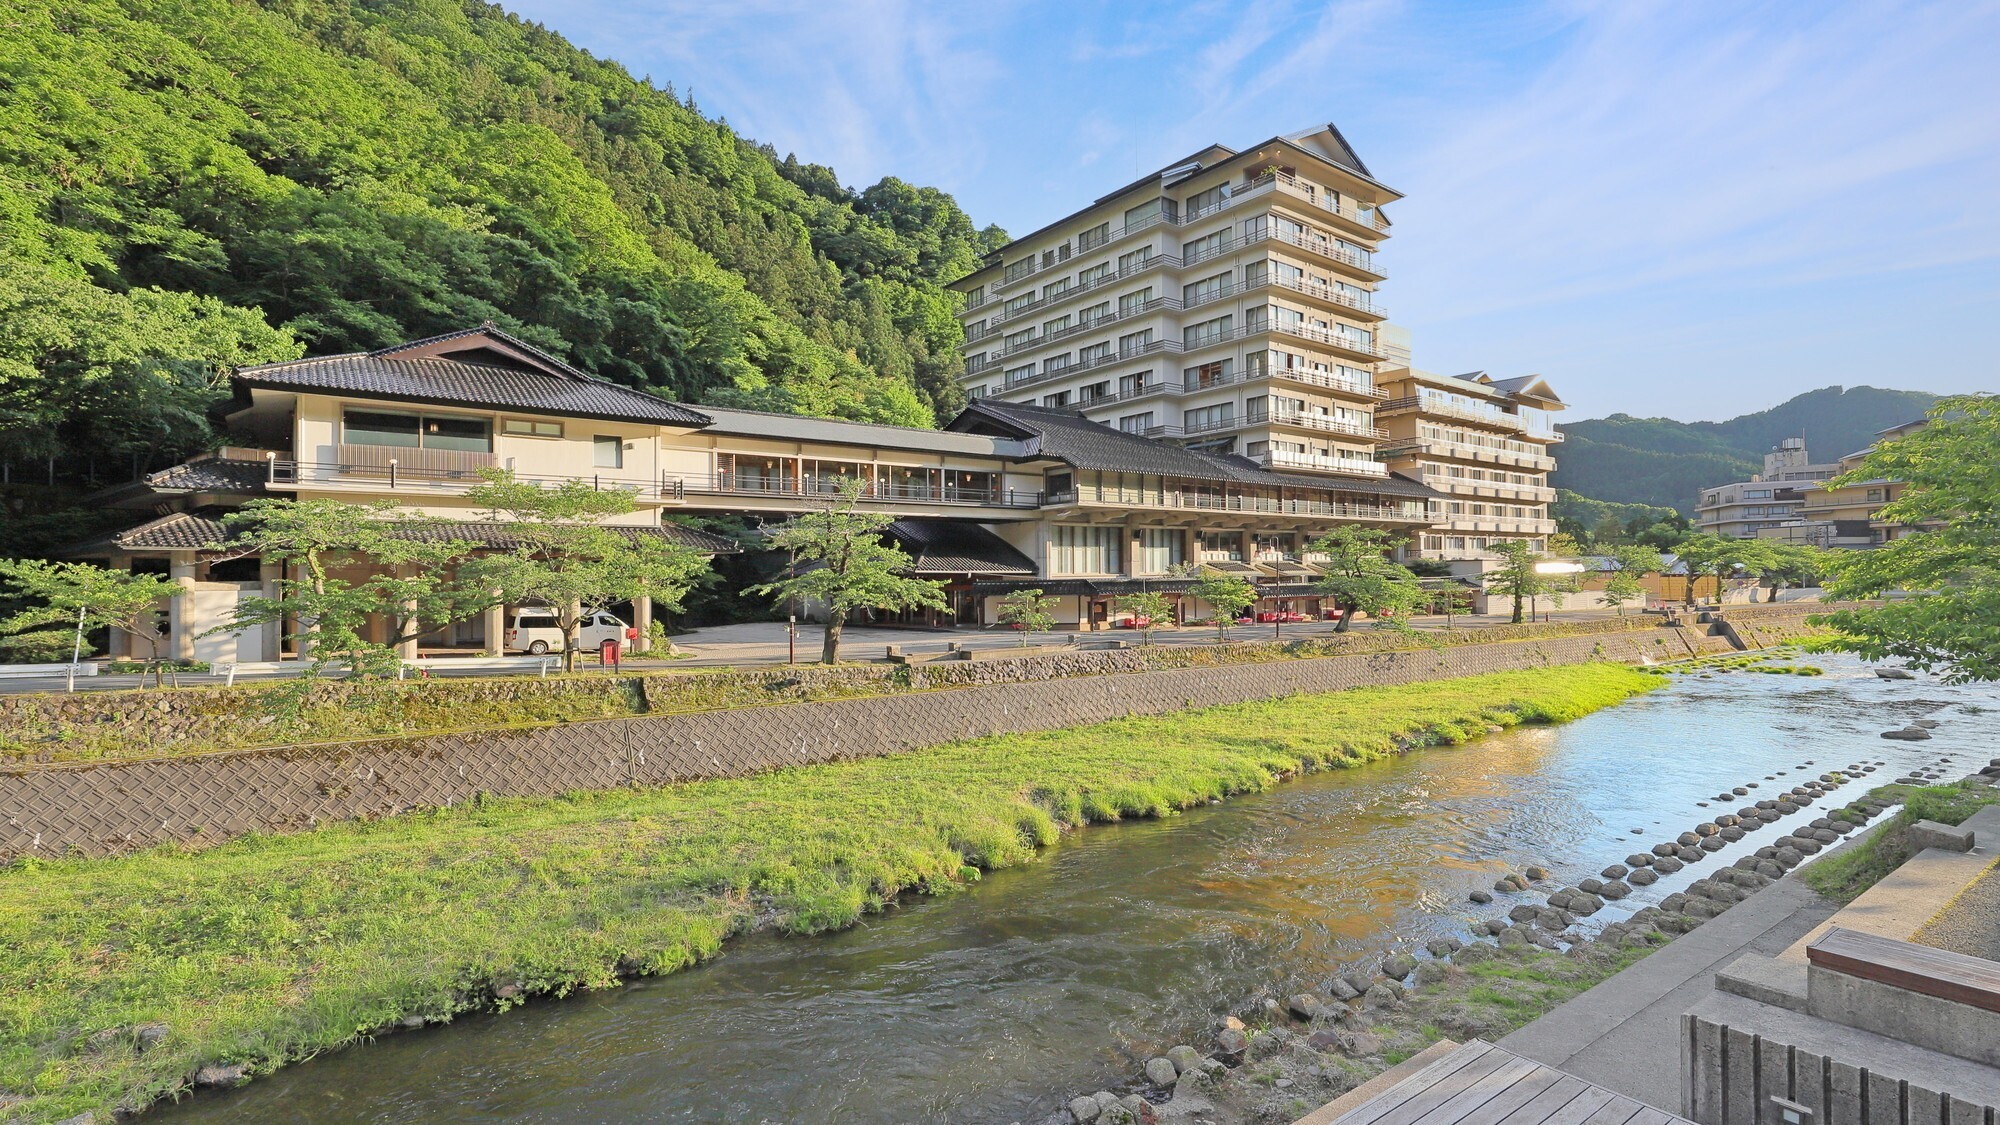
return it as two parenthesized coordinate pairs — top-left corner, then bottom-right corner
(1801, 782), (2000, 903)
(0, 664), (1659, 1120)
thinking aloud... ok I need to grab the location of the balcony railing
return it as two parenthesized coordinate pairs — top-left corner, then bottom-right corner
(676, 475), (1046, 510)
(271, 458), (681, 500)
(1377, 437), (1556, 471)
(1254, 450), (1390, 477)
(1245, 406), (1387, 439)
(988, 296), (1180, 361)
(1052, 483), (1431, 522)
(1265, 366), (1387, 399)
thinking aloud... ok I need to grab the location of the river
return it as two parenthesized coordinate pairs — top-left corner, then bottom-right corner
(157, 655), (2000, 1124)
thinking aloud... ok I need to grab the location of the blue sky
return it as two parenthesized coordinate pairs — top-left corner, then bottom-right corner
(503, 0), (2000, 423)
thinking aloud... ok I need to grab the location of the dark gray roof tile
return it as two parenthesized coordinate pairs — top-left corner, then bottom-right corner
(884, 520), (1036, 575)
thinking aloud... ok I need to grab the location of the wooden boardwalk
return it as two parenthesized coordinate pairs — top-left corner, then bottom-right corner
(1299, 1040), (1693, 1125)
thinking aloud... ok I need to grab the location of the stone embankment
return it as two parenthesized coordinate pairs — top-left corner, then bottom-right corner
(1048, 745), (1986, 1124)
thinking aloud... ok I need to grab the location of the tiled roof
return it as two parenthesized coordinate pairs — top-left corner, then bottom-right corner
(100, 511), (734, 554)
(949, 399), (1443, 500)
(144, 458), (272, 493)
(884, 520), (1036, 575)
(234, 327), (710, 427)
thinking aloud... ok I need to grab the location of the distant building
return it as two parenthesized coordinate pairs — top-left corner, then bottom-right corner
(1757, 419), (1936, 549)
(1375, 367), (1563, 563)
(1693, 437), (1839, 539)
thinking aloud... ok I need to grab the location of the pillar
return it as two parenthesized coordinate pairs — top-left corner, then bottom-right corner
(632, 593), (653, 654)
(258, 558), (282, 662)
(168, 556), (197, 663)
(483, 600), (505, 657)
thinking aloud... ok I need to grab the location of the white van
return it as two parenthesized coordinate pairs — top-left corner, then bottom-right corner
(503, 608), (631, 656)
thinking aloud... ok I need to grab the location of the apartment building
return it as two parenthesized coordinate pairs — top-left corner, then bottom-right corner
(1757, 420), (1935, 548)
(1374, 368), (1563, 563)
(78, 325), (1444, 661)
(1693, 438), (1840, 539)
(952, 124), (1396, 482)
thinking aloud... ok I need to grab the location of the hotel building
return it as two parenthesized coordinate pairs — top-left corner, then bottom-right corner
(1693, 438), (1840, 539)
(1757, 421), (1936, 549)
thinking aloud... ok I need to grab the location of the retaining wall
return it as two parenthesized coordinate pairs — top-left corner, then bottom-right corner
(0, 619), (1767, 861)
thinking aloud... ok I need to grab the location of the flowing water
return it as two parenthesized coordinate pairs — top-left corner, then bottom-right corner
(159, 656), (2000, 1124)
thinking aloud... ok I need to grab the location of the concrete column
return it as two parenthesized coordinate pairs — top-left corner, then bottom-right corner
(168, 556), (197, 663)
(258, 558), (282, 662)
(483, 600), (505, 657)
(632, 593), (653, 654)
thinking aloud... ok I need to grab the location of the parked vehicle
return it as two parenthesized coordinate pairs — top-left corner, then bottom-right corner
(503, 608), (631, 656)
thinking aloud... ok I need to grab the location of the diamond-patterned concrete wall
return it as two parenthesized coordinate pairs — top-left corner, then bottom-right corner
(2, 629), (1700, 859)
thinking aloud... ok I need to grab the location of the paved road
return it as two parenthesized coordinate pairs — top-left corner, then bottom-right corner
(0, 609), (1644, 695)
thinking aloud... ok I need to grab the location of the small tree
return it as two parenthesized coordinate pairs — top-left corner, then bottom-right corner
(0, 560), (184, 687)
(1482, 541), (1555, 624)
(1307, 525), (1426, 634)
(1599, 546), (1663, 614)
(216, 498), (493, 677)
(1817, 395), (2000, 681)
(1189, 572), (1258, 641)
(1114, 590), (1174, 645)
(465, 470), (710, 672)
(995, 588), (1058, 647)
(1759, 543), (1829, 603)
(1674, 534), (1777, 608)
(744, 481), (947, 664)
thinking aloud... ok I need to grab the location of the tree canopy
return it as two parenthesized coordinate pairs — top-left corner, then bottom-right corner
(0, 0), (1005, 475)
(1816, 396), (2000, 681)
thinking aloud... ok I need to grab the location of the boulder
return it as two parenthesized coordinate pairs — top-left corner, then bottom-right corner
(1626, 853), (1653, 868)
(1653, 855), (1685, 874)
(1524, 865), (1551, 881)
(1774, 846), (1804, 868)
(1363, 984), (1399, 1008)
(1578, 877), (1604, 895)
(1068, 1095), (1101, 1122)
(1695, 823), (1719, 837)
(134, 1023), (170, 1052)
(1341, 971), (1373, 997)
(1720, 826), (1745, 842)
(1289, 993), (1323, 1020)
(1381, 954), (1417, 980)
(1509, 903), (1541, 923)
(1469, 889), (1494, 904)
(1145, 1057), (1179, 1086)
(1215, 1028), (1249, 1059)
(1427, 937), (1463, 958)
(1651, 843), (1678, 857)
(1601, 864), (1629, 879)
(1627, 868), (1659, 886)
(194, 1063), (249, 1088)
(1599, 880), (1632, 900)
(1326, 977), (1360, 1001)
(1677, 832), (1702, 847)
(1677, 846), (1704, 863)
(1882, 728), (1932, 741)
(1414, 960), (1450, 985)
(1166, 1045), (1203, 1074)
(1874, 667), (1914, 679)
(1700, 836), (1727, 852)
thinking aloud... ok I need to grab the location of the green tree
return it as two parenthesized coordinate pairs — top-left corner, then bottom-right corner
(994, 588), (1057, 647)
(464, 471), (710, 672)
(1816, 396), (2000, 681)
(1307, 525), (1426, 633)
(1190, 572), (1258, 641)
(1114, 590), (1174, 645)
(1599, 546), (1663, 614)
(0, 559), (185, 686)
(1758, 543), (1830, 603)
(744, 482), (946, 663)
(216, 499), (494, 677)
(1673, 534), (1778, 607)
(1482, 541), (1559, 624)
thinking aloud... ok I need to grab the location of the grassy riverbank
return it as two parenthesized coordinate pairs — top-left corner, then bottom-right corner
(0, 664), (1659, 1121)
(1802, 781), (2000, 903)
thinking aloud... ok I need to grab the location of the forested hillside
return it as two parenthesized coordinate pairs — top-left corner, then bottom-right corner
(1551, 385), (1937, 511)
(0, 0), (1003, 477)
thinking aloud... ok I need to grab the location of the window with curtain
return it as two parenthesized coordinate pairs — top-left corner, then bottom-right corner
(1133, 528), (1185, 574)
(1050, 524), (1122, 575)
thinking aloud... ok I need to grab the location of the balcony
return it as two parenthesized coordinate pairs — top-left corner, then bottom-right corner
(1245, 406), (1388, 440)
(987, 295), (1180, 363)
(1254, 449), (1390, 477)
(984, 252), (1179, 327)
(1379, 395), (1528, 433)
(1412, 473), (1556, 503)
(1435, 516), (1559, 536)
(676, 475), (1045, 510)
(1052, 480), (1430, 522)
(271, 456), (679, 502)
(1377, 437), (1556, 471)
(1265, 366), (1388, 400)
(1262, 318), (1387, 362)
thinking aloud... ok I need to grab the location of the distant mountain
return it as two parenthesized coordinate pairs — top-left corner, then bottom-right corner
(1551, 386), (1939, 512)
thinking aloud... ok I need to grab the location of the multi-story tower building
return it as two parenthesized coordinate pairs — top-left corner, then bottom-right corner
(1694, 438), (1839, 539)
(951, 125), (1396, 482)
(1761, 420), (1937, 548)
(1374, 368), (1564, 561)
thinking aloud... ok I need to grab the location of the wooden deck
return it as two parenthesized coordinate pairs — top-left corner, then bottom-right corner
(1299, 1040), (1693, 1125)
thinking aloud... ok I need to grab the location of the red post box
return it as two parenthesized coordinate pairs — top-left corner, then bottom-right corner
(599, 637), (621, 670)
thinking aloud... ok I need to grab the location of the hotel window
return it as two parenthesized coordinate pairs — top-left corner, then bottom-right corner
(1003, 259), (1033, 283)
(1181, 228), (1229, 262)
(1005, 327), (1035, 350)
(1119, 412), (1155, 434)
(1042, 277), (1072, 302)
(1078, 221), (1111, 251)
(1185, 182), (1230, 217)
(1118, 371), (1154, 396)
(1124, 198), (1168, 228)
(942, 469), (997, 502)
(1867, 488), (1886, 502)
(343, 409), (492, 453)
(1184, 403), (1234, 431)
(1183, 314), (1231, 349)
(1243, 259), (1269, 288)
(1078, 380), (1110, 404)
(1042, 314), (1072, 338)
(1184, 359), (1232, 390)
(718, 453), (787, 492)
(801, 458), (865, 494)
(1336, 363), (1373, 389)
(1198, 530), (1242, 561)
(1335, 322), (1375, 348)
(1078, 341), (1112, 365)
(1745, 489), (1773, 499)
(1119, 328), (1155, 355)
(1134, 528), (1186, 574)
(1337, 281), (1372, 306)
(1004, 293), (1035, 316)
(1117, 246), (1153, 273)
(1004, 364), (1035, 386)
(1078, 301), (1112, 327)
(1118, 287), (1154, 316)
(502, 418), (564, 438)
(592, 435), (624, 469)
(1043, 353), (1072, 373)
(964, 319), (987, 341)
(1183, 271), (1231, 305)
(967, 384), (988, 399)
(1043, 391), (1071, 408)
(1040, 244), (1071, 267)
(1050, 524), (1122, 575)
(1078, 262), (1112, 286)
(1335, 237), (1373, 266)
(966, 285), (985, 306)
